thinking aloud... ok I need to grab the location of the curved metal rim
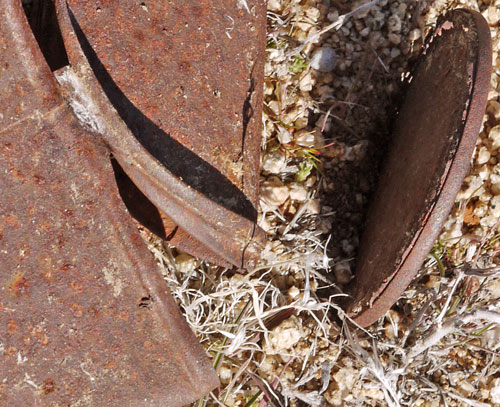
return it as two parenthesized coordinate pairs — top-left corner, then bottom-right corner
(351, 9), (492, 327)
(54, 0), (266, 269)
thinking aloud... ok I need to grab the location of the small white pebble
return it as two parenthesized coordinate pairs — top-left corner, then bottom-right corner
(490, 195), (500, 218)
(490, 378), (500, 404)
(334, 262), (352, 284)
(310, 47), (337, 73)
(289, 183), (308, 202)
(474, 201), (488, 218)
(388, 33), (401, 45)
(260, 176), (290, 208)
(353, 0), (371, 19)
(409, 28), (421, 42)
(489, 125), (500, 149)
(390, 48), (401, 59)
(388, 14), (402, 33)
(294, 129), (318, 147)
(264, 82), (274, 96)
(341, 239), (354, 255)
(175, 253), (199, 273)
(488, 6), (500, 25)
(288, 286), (300, 298)
(359, 26), (371, 37)
(457, 380), (475, 397)
(361, 387), (384, 400)
(327, 10), (339, 23)
(487, 101), (500, 120)
(267, 100), (280, 116)
(264, 315), (308, 354)
(277, 127), (292, 145)
(303, 6), (320, 21)
(299, 73), (314, 92)
(491, 182), (500, 196)
(267, 0), (281, 12)
(262, 150), (286, 174)
(477, 146), (491, 165)
(219, 366), (232, 381)
(306, 199), (321, 215)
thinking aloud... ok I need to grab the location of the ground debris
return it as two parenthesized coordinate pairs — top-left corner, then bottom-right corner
(142, 0), (500, 405)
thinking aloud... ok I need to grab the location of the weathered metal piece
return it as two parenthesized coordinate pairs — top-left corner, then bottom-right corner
(110, 157), (234, 268)
(53, 0), (267, 269)
(0, 1), (218, 405)
(349, 9), (492, 327)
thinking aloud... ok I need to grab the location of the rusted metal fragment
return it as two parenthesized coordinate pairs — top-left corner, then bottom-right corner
(0, 1), (218, 405)
(349, 9), (492, 327)
(110, 157), (234, 268)
(54, 0), (267, 269)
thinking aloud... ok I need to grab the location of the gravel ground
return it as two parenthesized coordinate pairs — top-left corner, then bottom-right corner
(143, 0), (500, 405)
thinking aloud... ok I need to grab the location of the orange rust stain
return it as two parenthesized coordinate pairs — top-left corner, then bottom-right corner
(76, 219), (88, 228)
(7, 346), (17, 355)
(88, 305), (100, 318)
(33, 174), (46, 185)
(117, 310), (129, 321)
(7, 320), (17, 335)
(7, 272), (29, 296)
(1, 214), (20, 229)
(41, 379), (55, 395)
(43, 269), (53, 282)
(75, 142), (97, 159)
(38, 220), (52, 232)
(72, 303), (83, 317)
(70, 280), (84, 293)
(31, 326), (49, 345)
(60, 263), (75, 273)
(103, 360), (117, 369)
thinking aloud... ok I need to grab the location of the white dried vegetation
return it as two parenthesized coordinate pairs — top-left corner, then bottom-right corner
(142, 0), (500, 406)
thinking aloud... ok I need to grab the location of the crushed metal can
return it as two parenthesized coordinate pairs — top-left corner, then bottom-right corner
(54, 0), (268, 269)
(0, 0), (218, 405)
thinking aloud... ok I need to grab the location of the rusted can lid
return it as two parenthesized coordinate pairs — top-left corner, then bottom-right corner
(349, 9), (492, 327)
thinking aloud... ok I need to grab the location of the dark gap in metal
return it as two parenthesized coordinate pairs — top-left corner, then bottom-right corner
(22, 0), (69, 71)
(110, 155), (167, 240)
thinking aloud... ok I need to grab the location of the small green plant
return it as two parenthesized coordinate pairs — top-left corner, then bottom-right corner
(295, 161), (313, 182)
(289, 55), (308, 74)
(266, 38), (278, 49)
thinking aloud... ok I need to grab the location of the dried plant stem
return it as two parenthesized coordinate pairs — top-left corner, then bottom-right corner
(408, 308), (500, 359)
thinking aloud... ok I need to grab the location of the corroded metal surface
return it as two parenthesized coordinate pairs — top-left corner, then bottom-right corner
(0, 1), (218, 405)
(349, 9), (492, 327)
(111, 157), (234, 268)
(54, 0), (267, 269)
